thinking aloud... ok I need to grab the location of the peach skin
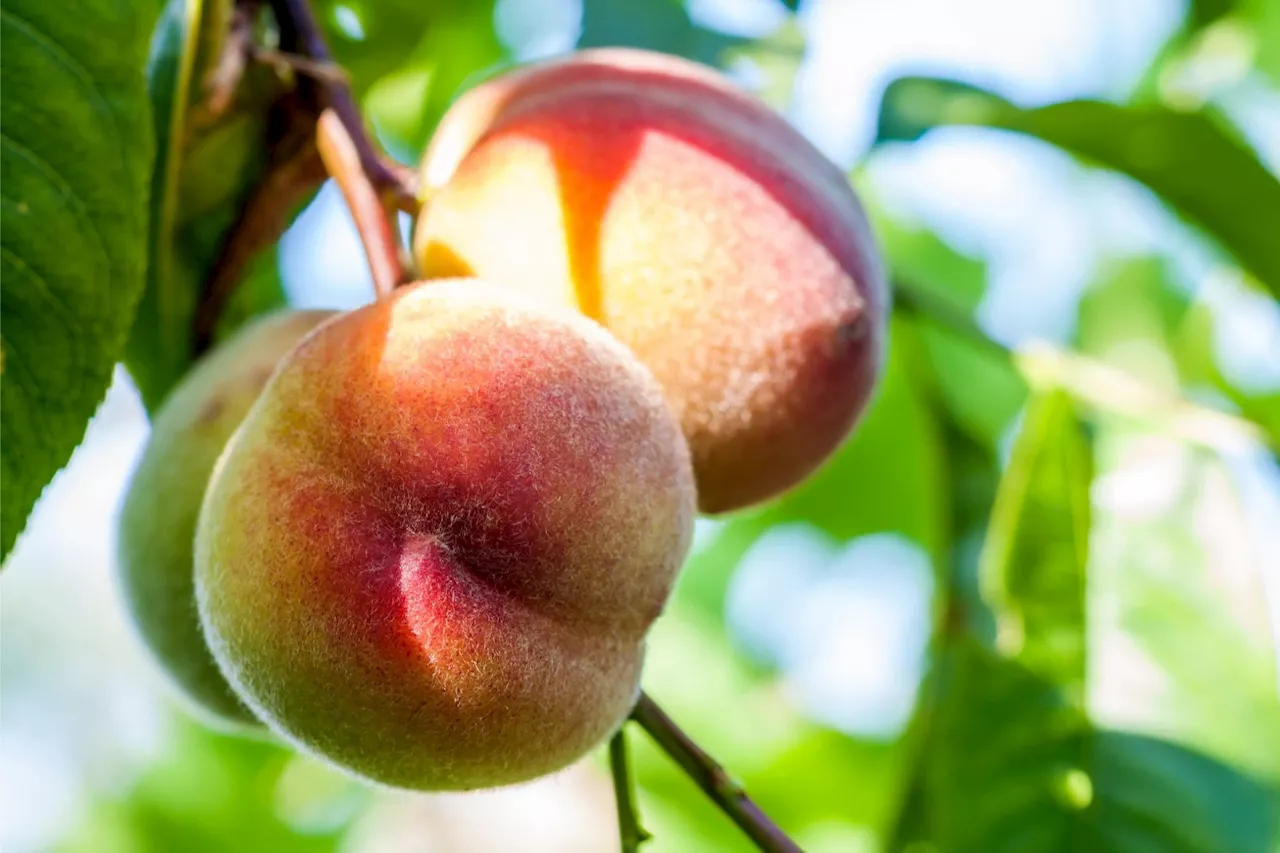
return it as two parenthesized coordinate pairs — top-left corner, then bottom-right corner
(414, 48), (888, 513)
(195, 280), (695, 790)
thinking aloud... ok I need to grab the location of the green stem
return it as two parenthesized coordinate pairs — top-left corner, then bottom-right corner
(610, 725), (650, 853)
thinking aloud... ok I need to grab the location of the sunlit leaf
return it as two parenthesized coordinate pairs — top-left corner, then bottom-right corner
(875, 77), (1280, 299)
(980, 391), (1091, 688)
(899, 393), (1280, 851)
(925, 641), (1280, 853)
(362, 1), (504, 159)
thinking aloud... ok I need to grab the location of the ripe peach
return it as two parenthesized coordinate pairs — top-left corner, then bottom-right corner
(117, 309), (333, 729)
(413, 48), (888, 513)
(195, 280), (695, 790)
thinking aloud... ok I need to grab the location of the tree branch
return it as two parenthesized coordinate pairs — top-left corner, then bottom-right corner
(265, 0), (420, 214)
(610, 725), (650, 853)
(193, 90), (326, 354)
(630, 692), (803, 853)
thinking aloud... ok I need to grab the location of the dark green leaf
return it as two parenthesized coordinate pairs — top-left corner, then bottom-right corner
(1, 0), (157, 558)
(1188, 0), (1239, 27)
(580, 0), (747, 68)
(875, 77), (1280, 299)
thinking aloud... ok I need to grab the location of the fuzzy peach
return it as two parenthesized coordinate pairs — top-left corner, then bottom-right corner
(413, 48), (888, 513)
(117, 309), (333, 729)
(195, 280), (695, 790)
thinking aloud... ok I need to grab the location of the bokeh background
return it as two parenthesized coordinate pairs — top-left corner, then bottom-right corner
(4, 0), (1279, 850)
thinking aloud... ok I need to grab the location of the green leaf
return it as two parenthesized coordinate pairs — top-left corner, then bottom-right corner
(926, 642), (1280, 853)
(871, 208), (1028, 451)
(1, 0), (156, 558)
(580, 0), (747, 68)
(898, 393), (1280, 851)
(126, 0), (292, 411)
(362, 1), (504, 159)
(875, 77), (1280, 299)
(1076, 257), (1191, 389)
(721, 19), (806, 111)
(981, 391), (1092, 691)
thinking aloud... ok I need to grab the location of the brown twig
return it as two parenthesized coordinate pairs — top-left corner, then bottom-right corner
(193, 118), (327, 353)
(251, 47), (351, 85)
(610, 726), (650, 853)
(265, 0), (420, 214)
(630, 693), (804, 853)
(315, 108), (405, 297)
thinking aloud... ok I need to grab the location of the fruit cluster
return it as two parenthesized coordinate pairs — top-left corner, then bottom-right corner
(118, 48), (886, 792)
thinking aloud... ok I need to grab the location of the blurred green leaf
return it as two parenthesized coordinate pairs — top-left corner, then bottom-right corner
(313, 0), (431, 96)
(581, 0), (747, 67)
(979, 392), (1091, 689)
(211, 244), (289, 342)
(127, 0), (295, 411)
(1190, 0), (1242, 28)
(1077, 257), (1190, 390)
(721, 19), (806, 111)
(1089, 433), (1280, 781)
(875, 77), (1280, 299)
(869, 207), (1026, 451)
(1229, 0), (1280, 83)
(900, 393), (1280, 851)
(60, 718), (354, 853)
(924, 642), (1280, 853)
(312, 0), (505, 160)
(0, 0), (156, 558)
(641, 598), (900, 851)
(1177, 298), (1280, 447)
(357, 0), (504, 159)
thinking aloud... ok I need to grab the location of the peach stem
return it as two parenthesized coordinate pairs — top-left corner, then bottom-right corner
(610, 726), (651, 852)
(630, 692), (804, 853)
(315, 108), (404, 298)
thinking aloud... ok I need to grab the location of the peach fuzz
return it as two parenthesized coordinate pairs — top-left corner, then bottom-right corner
(414, 47), (888, 513)
(195, 280), (695, 790)
(117, 309), (334, 730)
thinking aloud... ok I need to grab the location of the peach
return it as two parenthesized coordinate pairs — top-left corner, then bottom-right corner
(195, 280), (695, 790)
(117, 309), (333, 729)
(413, 48), (888, 513)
